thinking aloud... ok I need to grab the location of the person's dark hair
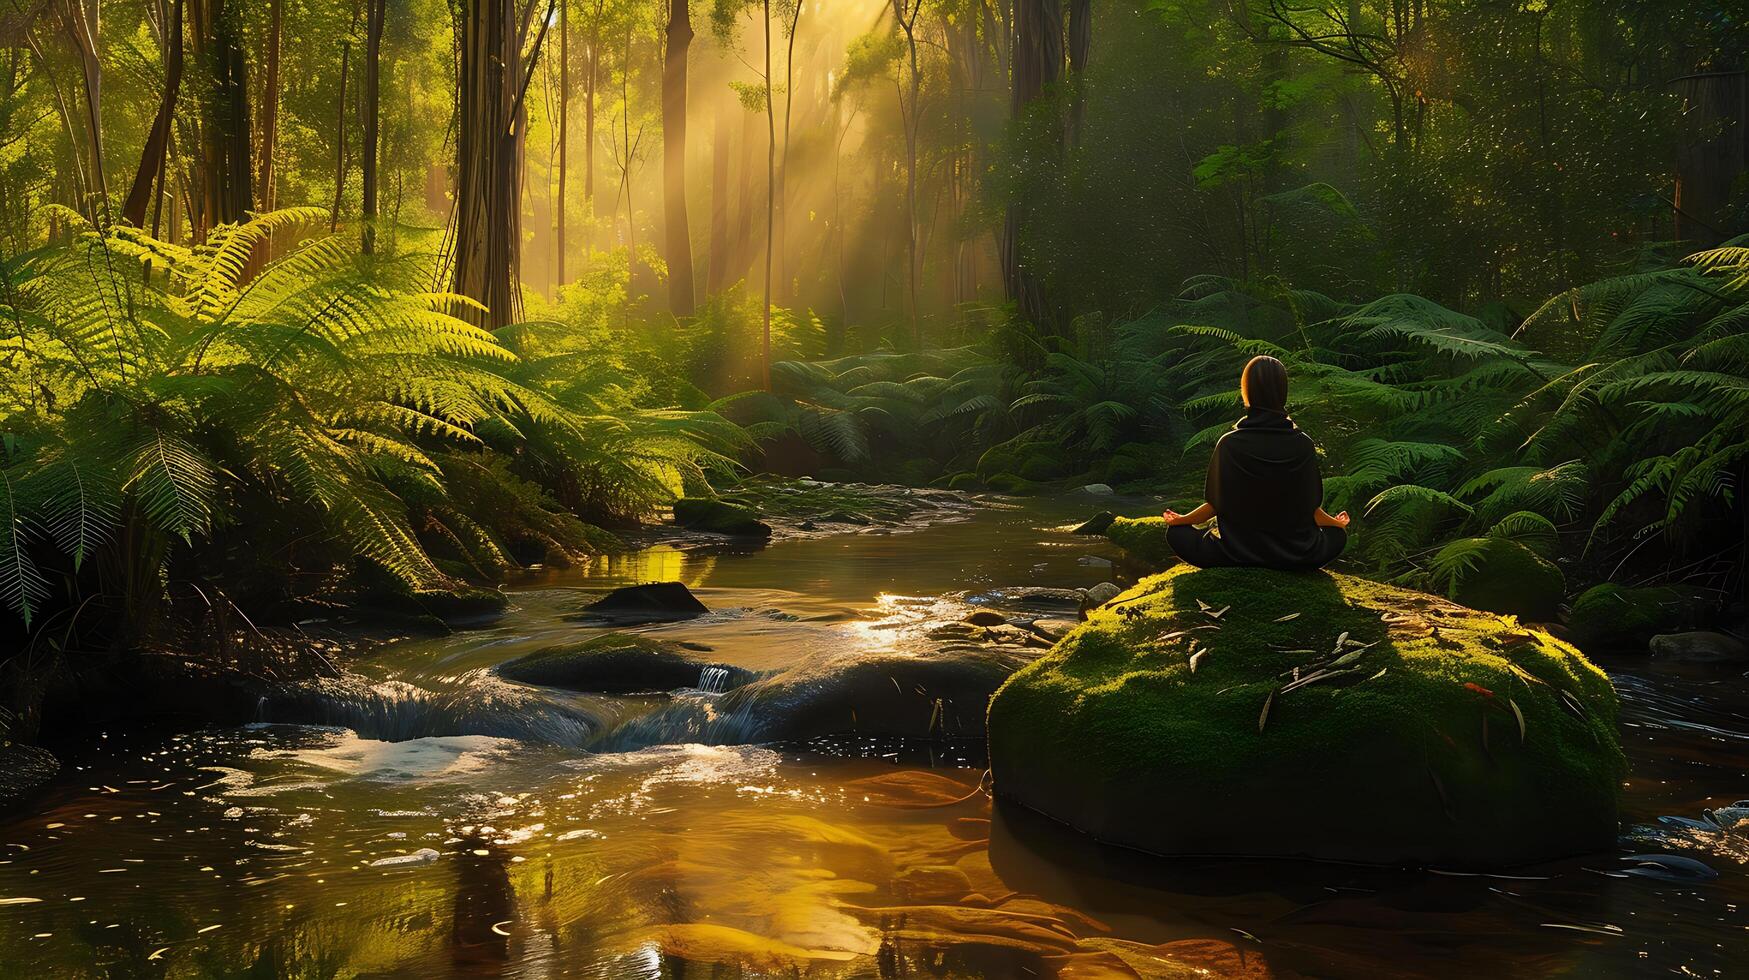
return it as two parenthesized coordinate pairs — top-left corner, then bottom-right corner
(1240, 355), (1289, 413)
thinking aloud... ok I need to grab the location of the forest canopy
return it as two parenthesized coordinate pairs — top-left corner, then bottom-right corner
(0, 0), (1745, 683)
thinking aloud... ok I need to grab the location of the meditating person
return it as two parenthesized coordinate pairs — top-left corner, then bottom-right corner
(1162, 355), (1350, 570)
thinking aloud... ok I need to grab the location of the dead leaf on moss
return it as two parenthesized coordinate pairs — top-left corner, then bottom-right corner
(1509, 697), (1527, 743)
(1258, 688), (1276, 733)
(1274, 612), (1300, 622)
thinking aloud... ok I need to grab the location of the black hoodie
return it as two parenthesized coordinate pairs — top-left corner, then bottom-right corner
(1203, 408), (1326, 567)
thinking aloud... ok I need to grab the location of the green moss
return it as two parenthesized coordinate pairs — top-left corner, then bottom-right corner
(946, 472), (983, 492)
(1103, 516), (1177, 571)
(987, 566), (1625, 867)
(1443, 537), (1565, 622)
(1567, 584), (1708, 654)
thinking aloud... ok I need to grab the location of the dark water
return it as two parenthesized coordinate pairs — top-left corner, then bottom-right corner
(2, 495), (1746, 978)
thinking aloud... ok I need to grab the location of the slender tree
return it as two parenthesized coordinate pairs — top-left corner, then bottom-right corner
(661, 0), (695, 314)
(556, 0), (568, 284)
(1002, 0), (1062, 328)
(361, 0), (385, 252)
(707, 89), (730, 292)
(256, 0), (281, 212)
(452, 0), (557, 327)
(892, 0), (922, 345)
(331, 0), (362, 231)
(123, 0), (184, 226)
(190, 0), (252, 232)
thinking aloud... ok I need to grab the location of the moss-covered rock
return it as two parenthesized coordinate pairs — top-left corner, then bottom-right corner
(1102, 516), (1176, 571)
(1441, 537), (1565, 622)
(987, 566), (1624, 867)
(1567, 584), (1711, 654)
(673, 497), (773, 537)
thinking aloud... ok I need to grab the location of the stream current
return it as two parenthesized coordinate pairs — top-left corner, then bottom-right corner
(1, 495), (1746, 977)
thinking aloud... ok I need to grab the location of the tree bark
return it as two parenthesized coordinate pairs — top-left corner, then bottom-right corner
(1002, 0), (1062, 329)
(707, 93), (729, 293)
(190, 0), (252, 232)
(661, 0), (695, 314)
(256, 0), (280, 211)
(776, 0), (802, 304)
(123, 0), (184, 227)
(360, 0), (385, 252)
(453, 0), (535, 327)
(1065, 0), (1089, 146)
(761, 0), (773, 389)
(331, 0), (361, 231)
(895, 0), (921, 345)
(584, 9), (598, 253)
(556, 0), (567, 285)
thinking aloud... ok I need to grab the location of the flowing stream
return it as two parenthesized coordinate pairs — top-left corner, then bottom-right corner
(1, 495), (1746, 977)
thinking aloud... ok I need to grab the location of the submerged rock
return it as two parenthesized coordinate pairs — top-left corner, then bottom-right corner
(987, 566), (1626, 868)
(497, 633), (757, 693)
(580, 582), (710, 623)
(0, 744), (58, 812)
(1649, 630), (1749, 664)
(1070, 511), (1116, 536)
(599, 646), (1037, 749)
(673, 497), (774, 537)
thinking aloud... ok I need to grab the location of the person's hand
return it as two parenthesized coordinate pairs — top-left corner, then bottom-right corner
(1163, 509), (1187, 526)
(1333, 510), (1351, 528)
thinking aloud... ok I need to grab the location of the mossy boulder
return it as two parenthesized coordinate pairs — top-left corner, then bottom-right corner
(1567, 584), (1711, 654)
(1442, 537), (1565, 622)
(1102, 516), (1176, 571)
(987, 566), (1625, 867)
(673, 497), (773, 537)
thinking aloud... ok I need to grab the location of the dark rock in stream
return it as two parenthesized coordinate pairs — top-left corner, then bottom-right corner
(0, 744), (59, 812)
(579, 582), (709, 624)
(496, 634), (758, 694)
(597, 646), (1039, 750)
(1070, 511), (1116, 536)
(1649, 630), (1749, 664)
(265, 673), (605, 747)
(673, 497), (774, 537)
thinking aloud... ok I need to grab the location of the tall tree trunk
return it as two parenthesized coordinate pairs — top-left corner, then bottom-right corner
(895, 1), (920, 346)
(453, 0), (535, 327)
(1673, 68), (1748, 247)
(584, 15), (598, 254)
(256, 0), (280, 211)
(661, 0), (695, 314)
(331, 0), (361, 231)
(735, 103), (756, 281)
(360, 0), (385, 252)
(1002, 0), (1062, 329)
(190, 0), (252, 232)
(124, 0), (184, 227)
(58, 0), (107, 216)
(707, 95), (729, 293)
(556, 0), (567, 285)
(1065, 0), (1089, 145)
(776, 0), (803, 305)
(761, 0), (773, 389)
